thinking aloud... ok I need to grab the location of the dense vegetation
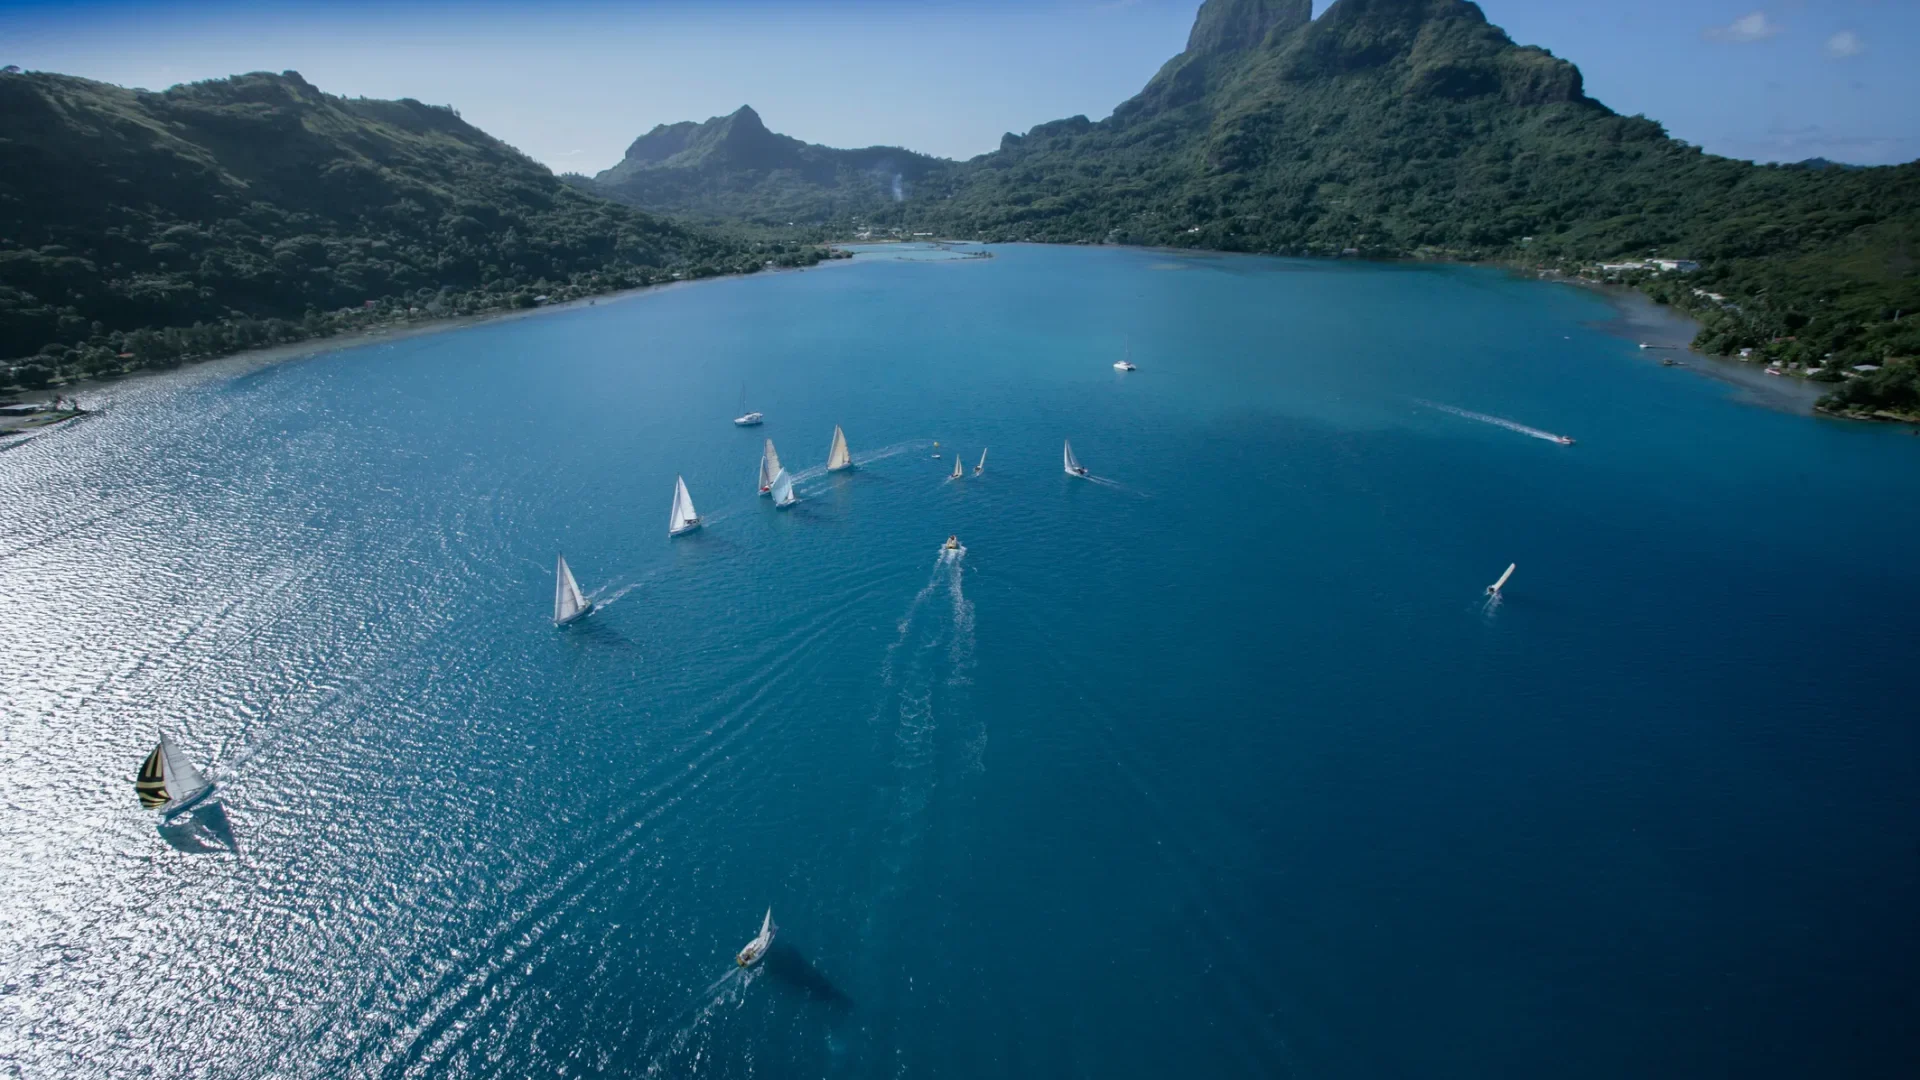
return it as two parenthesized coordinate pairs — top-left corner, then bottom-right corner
(586, 105), (945, 228)
(0, 69), (828, 390)
(586, 0), (1920, 417)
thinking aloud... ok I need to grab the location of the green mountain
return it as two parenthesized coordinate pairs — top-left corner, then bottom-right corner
(587, 105), (948, 226)
(0, 70), (816, 387)
(916, 0), (1918, 408)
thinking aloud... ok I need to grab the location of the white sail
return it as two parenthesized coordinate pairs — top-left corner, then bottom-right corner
(554, 554), (590, 624)
(758, 439), (782, 494)
(158, 733), (208, 803)
(976, 448), (987, 473)
(950, 455), (963, 479)
(669, 476), (701, 535)
(771, 468), (796, 507)
(1063, 439), (1083, 475)
(761, 908), (774, 937)
(827, 425), (852, 471)
(1491, 563), (1516, 592)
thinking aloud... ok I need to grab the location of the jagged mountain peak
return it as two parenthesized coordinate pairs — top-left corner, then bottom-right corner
(1184, 0), (1312, 57)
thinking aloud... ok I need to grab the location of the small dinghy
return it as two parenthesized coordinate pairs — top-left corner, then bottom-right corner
(771, 468), (797, 508)
(554, 554), (595, 626)
(1063, 439), (1088, 478)
(736, 908), (776, 967)
(135, 733), (216, 819)
(757, 439), (783, 495)
(827, 425), (854, 472)
(1486, 563), (1515, 599)
(668, 475), (703, 537)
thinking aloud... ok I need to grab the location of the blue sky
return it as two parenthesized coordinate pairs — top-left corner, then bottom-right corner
(2, 0), (1914, 169)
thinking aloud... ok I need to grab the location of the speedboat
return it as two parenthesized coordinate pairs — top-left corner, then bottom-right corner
(943, 535), (962, 552)
(734, 411), (764, 426)
(1552, 435), (1575, 445)
(736, 908), (775, 968)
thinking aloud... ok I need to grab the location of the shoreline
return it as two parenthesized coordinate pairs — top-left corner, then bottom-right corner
(5, 261), (850, 410)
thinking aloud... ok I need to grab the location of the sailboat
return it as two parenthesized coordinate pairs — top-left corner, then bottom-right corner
(1114, 341), (1136, 371)
(1063, 439), (1088, 477)
(668, 476), (703, 537)
(827, 425), (853, 472)
(771, 468), (797, 508)
(757, 439), (783, 495)
(733, 383), (762, 427)
(553, 553), (594, 626)
(1486, 563), (1516, 599)
(974, 448), (987, 475)
(949, 454), (963, 480)
(736, 908), (776, 967)
(135, 733), (216, 818)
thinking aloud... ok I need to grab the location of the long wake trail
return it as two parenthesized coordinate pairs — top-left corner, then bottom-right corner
(1416, 398), (1572, 444)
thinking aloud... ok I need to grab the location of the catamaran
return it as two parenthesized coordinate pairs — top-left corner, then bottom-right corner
(1486, 563), (1516, 599)
(949, 454), (963, 480)
(827, 425), (853, 472)
(669, 476), (703, 537)
(1063, 439), (1088, 477)
(736, 908), (776, 967)
(553, 553), (594, 626)
(757, 439), (783, 495)
(135, 733), (216, 819)
(733, 383), (762, 427)
(771, 468), (797, 508)
(974, 448), (986, 475)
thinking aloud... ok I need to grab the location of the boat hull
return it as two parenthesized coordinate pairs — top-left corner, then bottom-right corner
(669, 520), (702, 537)
(554, 602), (596, 627)
(161, 783), (217, 820)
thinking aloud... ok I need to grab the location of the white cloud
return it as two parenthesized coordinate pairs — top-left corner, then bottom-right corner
(1824, 31), (1865, 59)
(1704, 13), (1782, 44)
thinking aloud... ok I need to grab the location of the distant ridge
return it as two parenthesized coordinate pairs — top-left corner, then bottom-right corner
(587, 106), (947, 225)
(0, 69), (807, 381)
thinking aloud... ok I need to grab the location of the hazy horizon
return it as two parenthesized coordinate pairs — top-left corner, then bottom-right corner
(3, 0), (1916, 171)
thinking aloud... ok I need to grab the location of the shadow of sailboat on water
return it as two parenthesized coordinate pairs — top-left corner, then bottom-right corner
(762, 941), (853, 1011)
(157, 800), (239, 854)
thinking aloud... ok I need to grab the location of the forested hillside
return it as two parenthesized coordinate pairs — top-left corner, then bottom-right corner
(586, 105), (946, 227)
(0, 70), (819, 388)
(909, 0), (1919, 410)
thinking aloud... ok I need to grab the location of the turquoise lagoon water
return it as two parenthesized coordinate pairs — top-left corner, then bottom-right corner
(2, 244), (1917, 1078)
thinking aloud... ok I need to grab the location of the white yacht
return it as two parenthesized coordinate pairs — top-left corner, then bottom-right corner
(771, 468), (797, 508)
(1063, 439), (1088, 477)
(733, 384), (763, 426)
(669, 476), (703, 537)
(827, 425), (853, 472)
(1114, 342), (1136, 371)
(736, 909), (776, 967)
(135, 733), (217, 819)
(553, 554), (595, 626)
(757, 439), (783, 495)
(974, 448), (986, 475)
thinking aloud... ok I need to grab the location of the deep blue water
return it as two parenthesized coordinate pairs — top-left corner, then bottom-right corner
(3, 244), (1918, 1078)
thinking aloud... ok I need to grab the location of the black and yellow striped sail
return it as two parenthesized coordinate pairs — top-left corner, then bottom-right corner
(135, 745), (169, 809)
